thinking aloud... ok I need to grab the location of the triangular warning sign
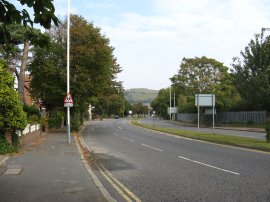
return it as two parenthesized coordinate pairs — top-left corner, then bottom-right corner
(64, 93), (73, 103)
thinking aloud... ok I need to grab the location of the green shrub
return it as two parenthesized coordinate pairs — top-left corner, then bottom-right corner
(0, 130), (19, 154)
(48, 111), (63, 129)
(0, 59), (27, 145)
(23, 105), (40, 118)
(71, 112), (80, 131)
(28, 114), (40, 124)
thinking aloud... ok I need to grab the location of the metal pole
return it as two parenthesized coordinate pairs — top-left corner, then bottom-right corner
(212, 95), (215, 130)
(169, 87), (171, 120)
(197, 95), (200, 133)
(174, 93), (176, 120)
(67, 0), (71, 144)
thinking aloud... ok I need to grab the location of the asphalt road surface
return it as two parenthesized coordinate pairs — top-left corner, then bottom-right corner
(82, 119), (270, 202)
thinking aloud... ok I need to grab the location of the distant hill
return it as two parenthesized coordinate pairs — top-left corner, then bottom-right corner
(124, 88), (158, 104)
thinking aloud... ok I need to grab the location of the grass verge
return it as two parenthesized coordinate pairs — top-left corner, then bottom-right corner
(132, 121), (270, 153)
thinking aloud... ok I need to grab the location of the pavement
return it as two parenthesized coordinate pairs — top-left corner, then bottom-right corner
(168, 120), (266, 132)
(0, 131), (107, 202)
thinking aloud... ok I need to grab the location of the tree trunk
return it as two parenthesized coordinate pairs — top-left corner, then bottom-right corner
(18, 39), (30, 105)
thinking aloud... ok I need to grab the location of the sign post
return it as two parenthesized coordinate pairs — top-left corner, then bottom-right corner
(195, 94), (215, 132)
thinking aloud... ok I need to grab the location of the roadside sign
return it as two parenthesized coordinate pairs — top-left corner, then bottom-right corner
(64, 93), (73, 107)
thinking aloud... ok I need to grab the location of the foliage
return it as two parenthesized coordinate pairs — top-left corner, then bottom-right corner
(23, 105), (40, 118)
(170, 56), (238, 112)
(131, 103), (148, 115)
(94, 94), (126, 117)
(231, 32), (270, 111)
(151, 88), (170, 119)
(0, 138), (17, 154)
(0, 0), (59, 46)
(48, 111), (62, 129)
(28, 114), (40, 124)
(29, 15), (123, 130)
(71, 111), (80, 131)
(29, 41), (66, 111)
(0, 129), (17, 153)
(0, 59), (27, 133)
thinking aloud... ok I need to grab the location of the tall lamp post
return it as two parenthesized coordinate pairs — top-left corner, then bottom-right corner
(66, 0), (71, 144)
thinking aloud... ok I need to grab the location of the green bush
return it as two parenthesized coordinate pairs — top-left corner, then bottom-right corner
(28, 114), (40, 124)
(0, 130), (18, 154)
(23, 105), (40, 118)
(71, 112), (80, 131)
(0, 59), (27, 145)
(48, 111), (63, 129)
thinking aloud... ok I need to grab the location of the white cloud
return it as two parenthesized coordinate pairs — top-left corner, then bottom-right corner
(53, 0), (270, 89)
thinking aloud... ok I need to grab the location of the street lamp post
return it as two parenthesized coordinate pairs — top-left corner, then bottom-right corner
(67, 0), (71, 144)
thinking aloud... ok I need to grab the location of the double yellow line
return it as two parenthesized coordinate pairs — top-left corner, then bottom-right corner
(96, 163), (141, 202)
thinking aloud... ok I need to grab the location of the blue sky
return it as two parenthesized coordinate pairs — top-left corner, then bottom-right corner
(13, 0), (270, 90)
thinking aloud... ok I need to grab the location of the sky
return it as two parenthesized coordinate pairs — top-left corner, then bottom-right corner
(13, 0), (270, 90)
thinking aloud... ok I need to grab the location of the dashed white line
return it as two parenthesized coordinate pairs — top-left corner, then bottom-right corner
(113, 133), (119, 136)
(141, 143), (164, 152)
(118, 127), (122, 130)
(121, 137), (134, 142)
(178, 155), (240, 175)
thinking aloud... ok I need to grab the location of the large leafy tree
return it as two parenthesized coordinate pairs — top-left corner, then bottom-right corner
(29, 15), (122, 127)
(231, 32), (270, 110)
(29, 41), (66, 111)
(170, 56), (237, 111)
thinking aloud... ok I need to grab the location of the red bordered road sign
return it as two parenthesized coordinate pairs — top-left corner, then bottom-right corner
(64, 93), (73, 107)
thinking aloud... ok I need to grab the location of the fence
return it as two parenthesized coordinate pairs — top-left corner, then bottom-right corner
(177, 113), (197, 123)
(216, 111), (267, 124)
(177, 111), (267, 124)
(17, 124), (41, 137)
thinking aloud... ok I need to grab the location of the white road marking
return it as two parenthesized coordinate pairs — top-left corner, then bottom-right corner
(113, 133), (119, 136)
(121, 137), (134, 142)
(118, 127), (122, 130)
(178, 155), (240, 175)
(92, 128), (94, 131)
(141, 143), (163, 152)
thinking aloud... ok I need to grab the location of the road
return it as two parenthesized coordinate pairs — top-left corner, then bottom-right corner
(140, 117), (266, 140)
(82, 119), (270, 202)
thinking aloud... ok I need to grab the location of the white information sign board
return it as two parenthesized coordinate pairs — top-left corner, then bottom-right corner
(195, 94), (215, 107)
(195, 94), (215, 132)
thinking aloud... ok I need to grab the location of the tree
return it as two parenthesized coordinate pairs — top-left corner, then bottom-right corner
(2, 24), (50, 104)
(151, 88), (170, 118)
(171, 56), (237, 111)
(29, 41), (66, 111)
(0, 59), (27, 144)
(29, 15), (122, 128)
(231, 32), (270, 110)
(131, 103), (148, 116)
(0, 0), (59, 46)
